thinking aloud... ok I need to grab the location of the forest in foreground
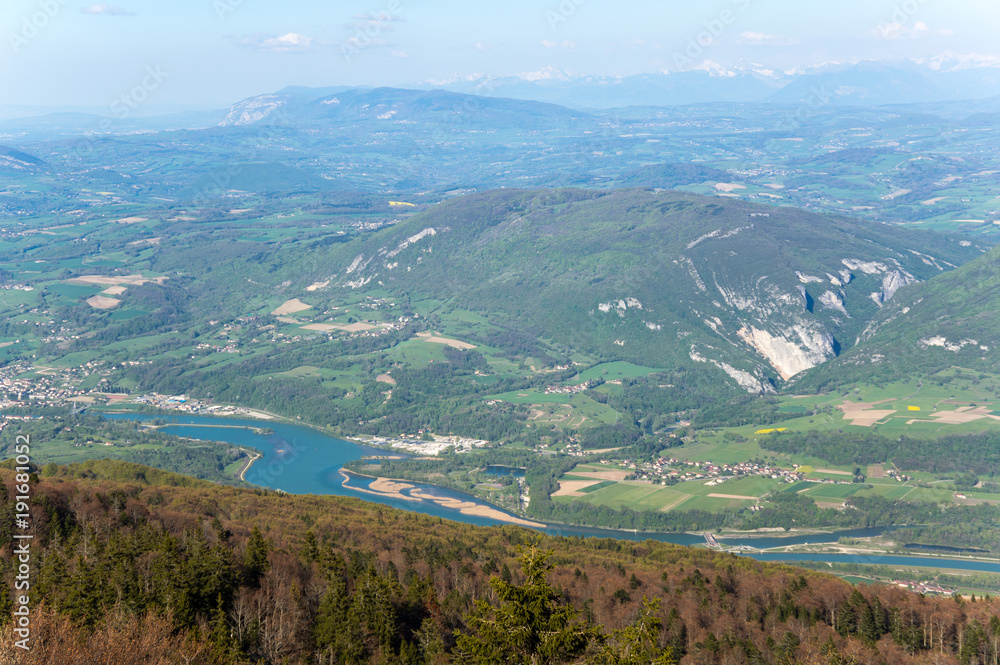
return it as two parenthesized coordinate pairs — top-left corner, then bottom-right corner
(4, 460), (1000, 664)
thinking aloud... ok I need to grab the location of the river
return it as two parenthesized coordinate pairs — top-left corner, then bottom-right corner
(105, 413), (1000, 572)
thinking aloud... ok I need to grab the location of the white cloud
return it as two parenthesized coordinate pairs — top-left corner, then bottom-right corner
(80, 4), (134, 15)
(541, 40), (575, 49)
(390, 49), (412, 58)
(237, 33), (318, 53)
(738, 31), (798, 46)
(474, 42), (493, 52)
(874, 21), (932, 40)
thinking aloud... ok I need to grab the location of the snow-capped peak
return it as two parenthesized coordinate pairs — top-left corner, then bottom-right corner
(915, 51), (1000, 72)
(733, 58), (782, 79)
(692, 60), (736, 78)
(517, 65), (573, 82)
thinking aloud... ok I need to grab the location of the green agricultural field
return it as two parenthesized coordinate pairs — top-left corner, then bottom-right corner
(800, 483), (862, 499)
(575, 482), (682, 511)
(570, 362), (664, 383)
(382, 339), (450, 368)
(489, 389), (571, 404)
(578, 480), (617, 493)
(572, 463), (622, 471)
(562, 471), (775, 514)
(668, 439), (774, 465)
(271, 366), (339, 379)
(527, 399), (615, 431)
(853, 484), (918, 501)
(46, 282), (104, 300)
(0, 288), (40, 311)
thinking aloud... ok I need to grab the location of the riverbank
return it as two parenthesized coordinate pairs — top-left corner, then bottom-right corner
(340, 473), (421, 502)
(237, 451), (261, 482)
(766, 540), (1000, 563)
(341, 471), (544, 528)
(97, 412), (1000, 577)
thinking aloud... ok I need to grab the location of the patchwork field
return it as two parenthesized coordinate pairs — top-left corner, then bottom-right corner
(553, 465), (784, 514)
(413, 331), (477, 350)
(271, 298), (313, 316)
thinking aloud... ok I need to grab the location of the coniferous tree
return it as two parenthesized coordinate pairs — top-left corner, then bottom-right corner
(453, 543), (600, 664)
(592, 597), (676, 665)
(243, 526), (271, 587)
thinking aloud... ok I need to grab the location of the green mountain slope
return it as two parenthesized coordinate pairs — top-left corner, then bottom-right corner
(6, 459), (997, 664)
(290, 188), (983, 390)
(800, 244), (1000, 390)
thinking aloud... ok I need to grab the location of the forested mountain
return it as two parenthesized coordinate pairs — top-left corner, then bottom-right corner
(0, 145), (47, 173)
(288, 188), (982, 390)
(218, 87), (591, 130)
(4, 459), (1000, 665)
(801, 244), (1000, 390)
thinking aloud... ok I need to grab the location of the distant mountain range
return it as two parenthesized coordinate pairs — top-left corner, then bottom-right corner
(5, 57), (1000, 141)
(203, 58), (1000, 131)
(217, 86), (591, 129)
(414, 56), (1000, 109)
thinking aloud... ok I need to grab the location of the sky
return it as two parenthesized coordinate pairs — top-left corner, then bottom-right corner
(0, 0), (996, 112)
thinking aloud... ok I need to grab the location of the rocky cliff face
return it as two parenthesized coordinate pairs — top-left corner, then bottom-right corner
(671, 225), (939, 388)
(219, 95), (288, 126)
(299, 189), (983, 393)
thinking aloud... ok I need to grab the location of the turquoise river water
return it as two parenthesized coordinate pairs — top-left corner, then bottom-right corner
(104, 414), (1000, 573)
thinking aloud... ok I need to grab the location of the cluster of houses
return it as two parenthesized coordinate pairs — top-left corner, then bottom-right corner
(544, 382), (590, 395)
(131, 393), (267, 419)
(892, 580), (955, 596)
(0, 359), (119, 410)
(361, 432), (490, 455)
(884, 468), (911, 482)
(610, 456), (807, 485)
(195, 342), (239, 354)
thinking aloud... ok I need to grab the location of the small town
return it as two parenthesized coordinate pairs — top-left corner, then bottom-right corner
(604, 456), (813, 485)
(892, 579), (956, 596)
(358, 432), (491, 455)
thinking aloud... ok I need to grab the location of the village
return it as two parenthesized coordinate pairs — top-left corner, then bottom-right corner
(0, 359), (119, 411)
(131, 393), (276, 420)
(357, 432), (491, 455)
(600, 456), (827, 485)
(891, 579), (955, 596)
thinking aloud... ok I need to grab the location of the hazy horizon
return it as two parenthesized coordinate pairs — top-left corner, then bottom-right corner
(1, 0), (996, 113)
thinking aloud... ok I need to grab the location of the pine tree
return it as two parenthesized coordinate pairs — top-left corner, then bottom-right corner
(453, 543), (601, 664)
(243, 526), (270, 587)
(593, 597), (676, 665)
